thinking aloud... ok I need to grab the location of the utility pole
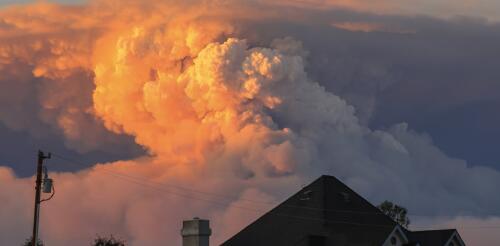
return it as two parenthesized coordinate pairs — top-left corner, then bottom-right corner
(32, 150), (51, 246)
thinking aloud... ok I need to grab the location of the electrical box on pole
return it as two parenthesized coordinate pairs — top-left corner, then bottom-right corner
(42, 167), (53, 194)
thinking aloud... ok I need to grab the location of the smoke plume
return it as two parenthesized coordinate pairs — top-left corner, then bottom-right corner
(0, 1), (499, 245)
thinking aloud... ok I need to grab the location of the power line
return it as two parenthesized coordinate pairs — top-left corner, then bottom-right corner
(47, 152), (500, 230)
(51, 153), (400, 229)
(55, 154), (500, 229)
(50, 154), (398, 228)
(1, 148), (496, 241)
(50, 152), (500, 218)
(51, 152), (399, 215)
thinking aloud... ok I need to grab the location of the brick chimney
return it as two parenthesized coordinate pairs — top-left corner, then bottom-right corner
(181, 217), (211, 246)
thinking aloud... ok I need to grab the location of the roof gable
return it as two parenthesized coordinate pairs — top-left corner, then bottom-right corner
(382, 226), (409, 246)
(445, 231), (466, 246)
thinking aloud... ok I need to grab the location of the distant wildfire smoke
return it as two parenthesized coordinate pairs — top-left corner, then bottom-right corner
(1, 1), (500, 246)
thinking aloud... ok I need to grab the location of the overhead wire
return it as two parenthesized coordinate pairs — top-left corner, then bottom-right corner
(51, 153), (397, 229)
(46, 151), (500, 230)
(50, 153), (484, 217)
(51, 152), (404, 215)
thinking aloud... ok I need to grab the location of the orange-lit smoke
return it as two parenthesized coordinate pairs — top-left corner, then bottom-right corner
(0, 1), (332, 245)
(2, 1), (500, 246)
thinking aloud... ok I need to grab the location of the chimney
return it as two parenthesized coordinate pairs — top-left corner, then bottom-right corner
(181, 217), (211, 246)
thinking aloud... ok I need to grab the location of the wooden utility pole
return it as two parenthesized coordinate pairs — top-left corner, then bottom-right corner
(32, 150), (50, 246)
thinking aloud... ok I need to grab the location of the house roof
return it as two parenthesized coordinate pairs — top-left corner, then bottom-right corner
(222, 175), (398, 246)
(408, 229), (457, 246)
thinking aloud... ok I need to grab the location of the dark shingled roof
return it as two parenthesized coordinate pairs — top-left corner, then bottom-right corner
(222, 175), (397, 246)
(407, 229), (457, 246)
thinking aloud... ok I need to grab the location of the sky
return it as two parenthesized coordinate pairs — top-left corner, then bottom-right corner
(0, 0), (83, 5)
(0, 0), (499, 245)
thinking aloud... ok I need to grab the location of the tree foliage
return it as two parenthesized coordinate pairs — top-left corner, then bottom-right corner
(92, 235), (126, 246)
(378, 200), (410, 227)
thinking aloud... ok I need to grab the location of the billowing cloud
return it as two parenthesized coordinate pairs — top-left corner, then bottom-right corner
(0, 1), (499, 246)
(0, 3), (138, 153)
